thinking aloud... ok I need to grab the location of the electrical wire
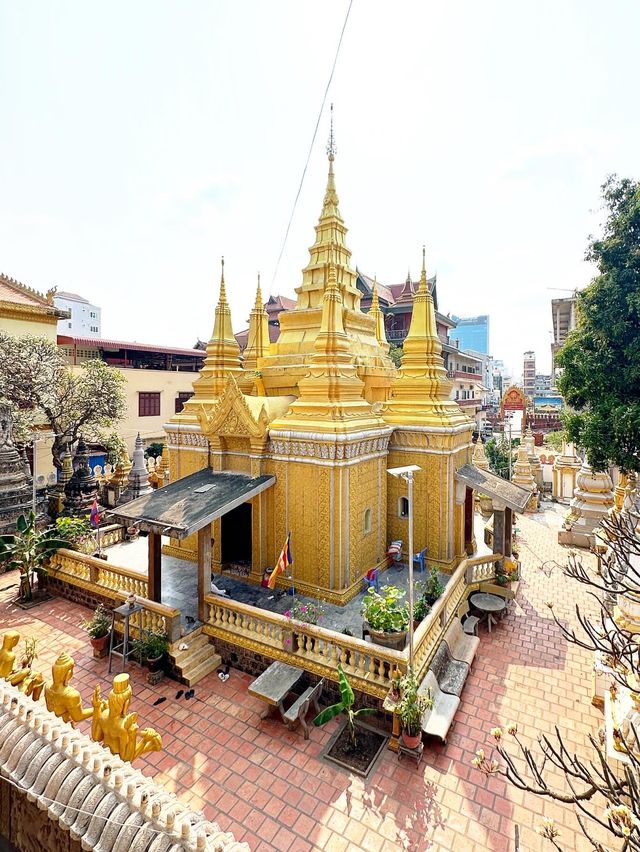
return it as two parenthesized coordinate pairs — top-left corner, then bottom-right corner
(271, 0), (355, 287)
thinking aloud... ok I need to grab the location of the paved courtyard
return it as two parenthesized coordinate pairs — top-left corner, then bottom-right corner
(0, 505), (612, 850)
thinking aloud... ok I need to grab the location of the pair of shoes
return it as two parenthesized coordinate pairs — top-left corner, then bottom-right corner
(178, 643), (188, 651)
(217, 665), (230, 682)
(185, 689), (195, 700)
(153, 696), (167, 707)
(175, 689), (184, 700)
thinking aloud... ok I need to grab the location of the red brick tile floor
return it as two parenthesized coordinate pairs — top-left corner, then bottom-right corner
(0, 508), (615, 851)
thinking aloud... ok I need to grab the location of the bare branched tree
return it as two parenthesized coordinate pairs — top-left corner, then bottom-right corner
(474, 507), (640, 850)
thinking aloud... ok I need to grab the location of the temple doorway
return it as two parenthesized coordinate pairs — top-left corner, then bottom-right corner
(221, 502), (252, 571)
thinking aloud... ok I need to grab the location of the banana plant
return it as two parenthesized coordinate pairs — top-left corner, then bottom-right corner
(313, 664), (377, 750)
(0, 512), (69, 602)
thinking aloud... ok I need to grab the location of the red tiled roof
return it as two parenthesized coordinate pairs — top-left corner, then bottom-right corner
(357, 272), (395, 305)
(266, 295), (296, 313)
(57, 335), (205, 359)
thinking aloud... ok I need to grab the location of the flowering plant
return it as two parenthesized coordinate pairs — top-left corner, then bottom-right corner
(284, 600), (325, 625)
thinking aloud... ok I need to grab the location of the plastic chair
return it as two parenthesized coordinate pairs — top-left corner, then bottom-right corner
(363, 567), (380, 592)
(387, 540), (403, 563)
(412, 548), (427, 573)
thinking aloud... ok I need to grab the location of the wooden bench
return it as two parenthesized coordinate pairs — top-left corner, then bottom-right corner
(418, 670), (460, 744)
(282, 679), (325, 739)
(443, 618), (480, 667)
(457, 600), (480, 636)
(430, 641), (469, 698)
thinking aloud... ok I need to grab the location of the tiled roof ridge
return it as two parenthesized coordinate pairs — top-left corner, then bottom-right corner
(0, 272), (49, 305)
(0, 680), (249, 851)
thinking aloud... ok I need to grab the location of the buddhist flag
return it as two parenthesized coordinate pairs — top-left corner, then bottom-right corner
(268, 533), (292, 589)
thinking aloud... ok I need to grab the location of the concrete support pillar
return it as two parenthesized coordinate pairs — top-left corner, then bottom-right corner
(197, 525), (212, 622)
(148, 532), (162, 603)
(493, 509), (506, 561)
(504, 507), (513, 558)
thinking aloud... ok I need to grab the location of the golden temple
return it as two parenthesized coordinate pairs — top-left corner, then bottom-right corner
(159, 141), (475, 605)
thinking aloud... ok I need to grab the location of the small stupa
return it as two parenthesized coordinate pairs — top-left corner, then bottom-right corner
(552, 441), (582, 503)
(512, 443), (538, 512)
(524, 428), (543, 490)
(63, 436), (98, 517)
(109, 445), (132, 489)
(119, 434), (153, 504)
(149, 444), (170, 489)
(472, 439), (490, 472)
(0, 403), (46, 533)
(558, 461), (615, 548)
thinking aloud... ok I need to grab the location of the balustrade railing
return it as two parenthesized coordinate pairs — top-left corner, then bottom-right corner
(49, 549), (181, 642)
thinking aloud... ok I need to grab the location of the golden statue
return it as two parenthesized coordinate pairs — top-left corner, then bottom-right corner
(91, 673), (162, 762)
(0, 631), (20, 678)
(45, 653), (93, 725)
(19, 670), (45, 701)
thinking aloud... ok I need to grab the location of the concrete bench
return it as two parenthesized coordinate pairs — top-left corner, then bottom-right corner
(282, 679), (324, 739)
(443, 618), (480, 667)
(419, 670), (460, 744)
(430, 641), (470, 698)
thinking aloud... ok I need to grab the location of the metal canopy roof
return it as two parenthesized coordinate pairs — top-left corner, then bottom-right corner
(455, 463), (533, 513)
(109, 469), (275, 539)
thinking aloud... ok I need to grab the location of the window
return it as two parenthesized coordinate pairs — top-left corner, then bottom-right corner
(175, 391), (194, 413)
(364, 508), (372, 534)
(68, 322), (72, 328)
(90, 311), (96, 318)
(399, 497), (409, 518)
(139, 392), (161, 417)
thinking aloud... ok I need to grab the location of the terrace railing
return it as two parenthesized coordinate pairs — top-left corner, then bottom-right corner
(49, 549), (181, 642)
(203, 551), (501, 698)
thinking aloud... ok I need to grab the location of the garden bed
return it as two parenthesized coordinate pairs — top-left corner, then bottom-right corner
(322, 719), (388, 779)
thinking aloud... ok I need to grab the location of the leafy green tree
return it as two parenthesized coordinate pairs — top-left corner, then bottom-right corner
(485, 437), (515, 480)
(557, 176), (640, 473)
(545, 430), (567, 454)
(388, 344), (403, 368)
(313, 664), (376, 749)
(0, 333), (127, 470)
(145, 442), (165, 459)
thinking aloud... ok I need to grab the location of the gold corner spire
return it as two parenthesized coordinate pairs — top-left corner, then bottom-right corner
(418, 245), (428, 293)
(383, 247), (468, 428)
(189, 256), (243, 402)
(243, 271), (270, 379)
(370, 275), (389, 351)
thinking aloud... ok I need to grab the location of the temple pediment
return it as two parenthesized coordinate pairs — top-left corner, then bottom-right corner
(197, 374), (292, 440)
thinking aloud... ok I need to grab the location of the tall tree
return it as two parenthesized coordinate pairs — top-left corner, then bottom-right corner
(557, 176), (640, 473)
(0, 333), (127, 469)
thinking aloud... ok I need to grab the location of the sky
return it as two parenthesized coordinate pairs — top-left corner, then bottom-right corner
(1, 1), (639, 378)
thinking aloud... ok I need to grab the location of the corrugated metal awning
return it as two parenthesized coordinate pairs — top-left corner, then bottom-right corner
(455, 464), (533, 513)
(109, 469), (275, 538)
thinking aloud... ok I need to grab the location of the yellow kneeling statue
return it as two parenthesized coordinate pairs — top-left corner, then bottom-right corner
(91, 673), (162, 763)
(45, 653), (93, 725)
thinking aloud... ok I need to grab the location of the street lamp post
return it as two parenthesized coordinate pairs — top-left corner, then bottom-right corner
(387, 464), (421, 670)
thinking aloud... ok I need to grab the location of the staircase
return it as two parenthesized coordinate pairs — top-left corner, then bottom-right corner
(168, 627), (222, 687)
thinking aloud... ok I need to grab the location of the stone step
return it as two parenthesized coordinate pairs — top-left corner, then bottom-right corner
(181, 653), (222, 687)
(168, 632), (209, 667)
(178, 642), (219, 675)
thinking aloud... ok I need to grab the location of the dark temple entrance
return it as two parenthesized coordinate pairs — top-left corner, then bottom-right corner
(221, 502), (252, 568)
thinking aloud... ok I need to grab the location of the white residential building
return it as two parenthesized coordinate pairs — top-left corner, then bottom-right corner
(54, 291), (102, 337)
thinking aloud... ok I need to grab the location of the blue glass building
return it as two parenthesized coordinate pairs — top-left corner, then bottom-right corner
(449, 315), (490, 354)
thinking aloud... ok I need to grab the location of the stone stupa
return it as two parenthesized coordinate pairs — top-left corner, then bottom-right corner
(63, 436), (98, 517)
(119, 434), (153, 504)
(552, 441), (582, 503)
(512, 443), (538, 512)
(0, 403), (46, 533)
(558, 461), (615, 548)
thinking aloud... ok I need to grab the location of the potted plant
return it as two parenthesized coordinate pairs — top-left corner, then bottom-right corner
(413, 595), (431, 629)
(82, 605), (112, 656)
(313, 664), (376, 751)
(20, 637), (38, 670)
(397, 667), (432, 749)
(132, 630), (169, 672)
(0, 512), (68, 604)
(361, 585), (409, 650)
(284, 600), (325, 651)
(422, 567), (445, 606)
(55, 516), (95, 555)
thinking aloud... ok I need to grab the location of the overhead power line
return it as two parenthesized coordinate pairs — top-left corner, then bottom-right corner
(271, 0), (355, 288)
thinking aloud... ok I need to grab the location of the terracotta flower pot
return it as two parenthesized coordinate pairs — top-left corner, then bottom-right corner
(147, 654), (164, 673)
(369, 628), (407, 651)
(401, 729), (422, 750)
(90, 633), (110, 658)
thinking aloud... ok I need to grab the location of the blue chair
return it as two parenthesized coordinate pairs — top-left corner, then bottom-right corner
(412, 548), (427, 574)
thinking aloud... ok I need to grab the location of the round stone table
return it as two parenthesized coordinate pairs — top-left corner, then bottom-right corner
(470, 593), (507, 633)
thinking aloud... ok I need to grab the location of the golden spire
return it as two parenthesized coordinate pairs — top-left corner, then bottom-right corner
(190, 256), (243, 402)
(243, 272), (271, 382)
(383, 247), (468, 428)
(369, 276), (389, 351)
(313, 252), (349, 359)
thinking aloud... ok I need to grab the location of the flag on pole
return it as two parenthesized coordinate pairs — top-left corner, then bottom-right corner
(268, 533), (292, 589)
(89, 499), (102, 529)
